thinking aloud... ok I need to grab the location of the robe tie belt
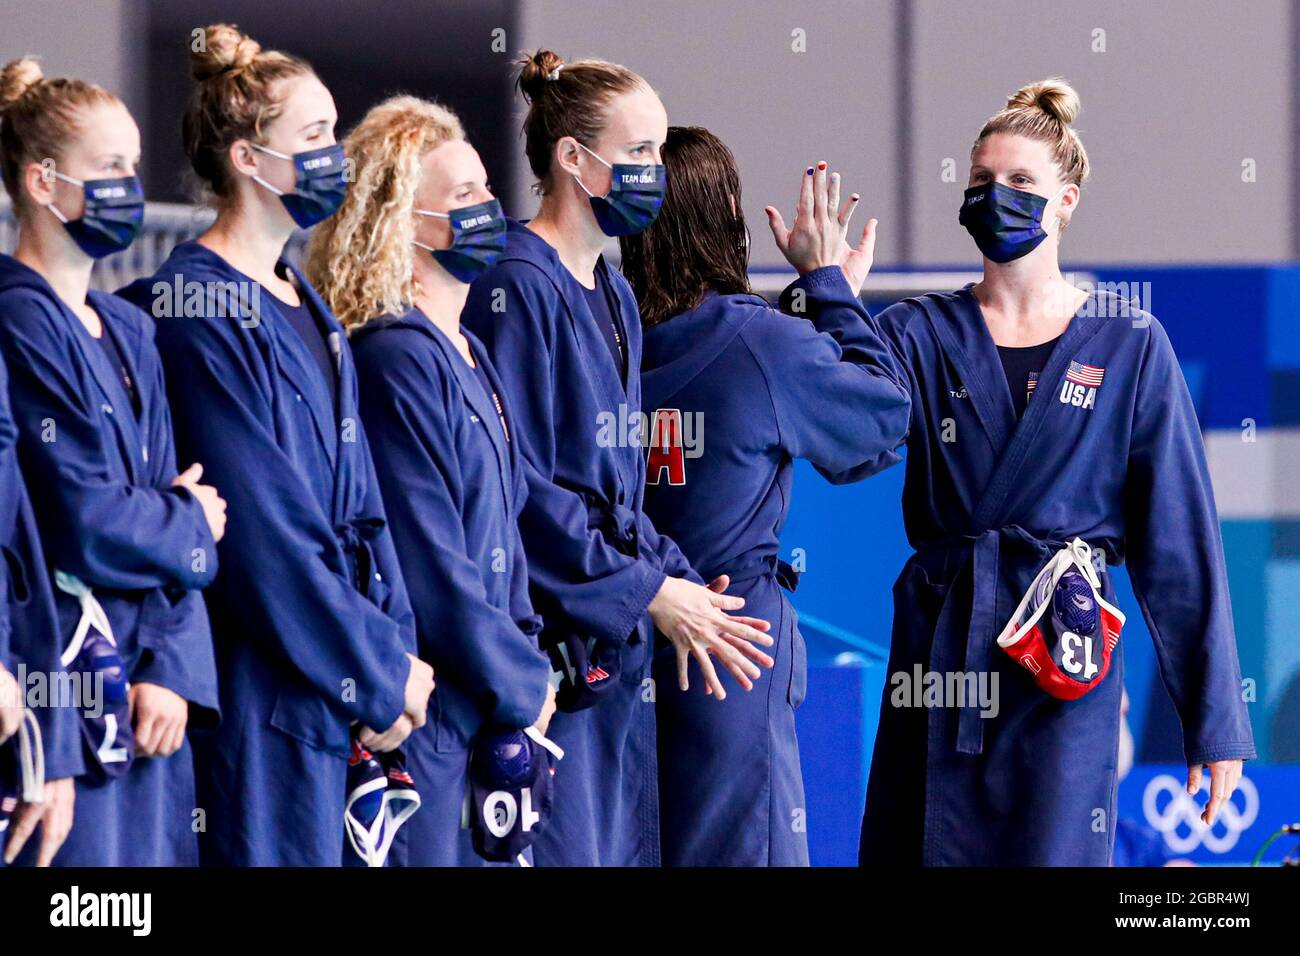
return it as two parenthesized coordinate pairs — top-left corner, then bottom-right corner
(335, 516), (386, 598)
(711, 554), (802, 593)
(923, 525), (1061, 756)
(591, 503), (639, 559)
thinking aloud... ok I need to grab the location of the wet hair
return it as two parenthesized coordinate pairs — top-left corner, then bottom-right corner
(973, 77), (1090, 186)
(305, 95), (466, 329)
(515, 49), (647, 195)
(181, 23), (316, 203)
(0, 57), (119, 212)
(620, 126), (750, 329)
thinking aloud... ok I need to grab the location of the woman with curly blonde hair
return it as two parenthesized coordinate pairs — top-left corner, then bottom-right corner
(307, 96), (556, 866)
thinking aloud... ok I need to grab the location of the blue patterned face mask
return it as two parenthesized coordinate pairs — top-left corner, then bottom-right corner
(414, 199), (508, 283)
(958, 181), (1068, 263)
(573, 142), (666, 237)
(48, 173), (144, 259)
(250, 143), (348, 229)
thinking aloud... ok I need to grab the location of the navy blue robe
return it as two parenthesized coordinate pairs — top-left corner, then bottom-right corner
(640, 266), (910, 865)
(0, 349), (84, 867)
(118, 241), (417, 866)
(860, 285), (1256, 866)
(351, 309), (551, 866)
(0, 254), (218, 866)
(463, 220), (700, 866)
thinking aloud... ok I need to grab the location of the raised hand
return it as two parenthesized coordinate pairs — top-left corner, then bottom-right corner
(765, 161), (878, 296)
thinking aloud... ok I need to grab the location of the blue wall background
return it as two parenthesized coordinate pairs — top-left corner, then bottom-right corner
(787, 265), (1300, 866)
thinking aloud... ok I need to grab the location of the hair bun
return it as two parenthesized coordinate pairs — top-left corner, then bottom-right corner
(516, 49), (566, 103)
(190, 23), (262, 81)
(0, 57), (44, 111)
(1006, 77), (1080, 125)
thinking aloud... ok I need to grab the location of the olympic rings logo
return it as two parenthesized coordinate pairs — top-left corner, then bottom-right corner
(1141, 773), (1259, 854)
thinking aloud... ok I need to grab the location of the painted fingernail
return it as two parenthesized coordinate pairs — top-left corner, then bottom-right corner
(851, 194), (860, 200)
(806, 167), (814, 175)
(818, 161), (827, 170)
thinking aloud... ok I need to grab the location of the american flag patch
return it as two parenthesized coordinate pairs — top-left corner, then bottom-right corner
(1066, 361), (1105, 387)
(1026, 370), (1038, 399)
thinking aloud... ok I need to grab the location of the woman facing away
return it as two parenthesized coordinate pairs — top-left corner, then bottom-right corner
(858, 78), (1254, 866)
(622, 128), (910, 865)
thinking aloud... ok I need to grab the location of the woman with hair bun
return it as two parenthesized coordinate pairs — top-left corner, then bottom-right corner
(0, 57), (225, 866)
(306, 96), (556, 867)
(859, 78), (1254, 865)
(118, 24), (433, 867)
(462, 50), (775, 867)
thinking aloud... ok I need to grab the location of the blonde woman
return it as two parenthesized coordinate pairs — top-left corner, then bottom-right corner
(117, 24), (433, 867)
(859, 79), (1253, 865)
(0, 57), (225, 866)
(306, 97), (556, 866)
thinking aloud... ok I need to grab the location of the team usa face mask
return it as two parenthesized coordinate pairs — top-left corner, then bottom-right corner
(573, 141), (667, 237)
(48, 172), (144, 259)
(250, 142), (349, 229)
(996, 538), (1125, 700)
(413, 198), (508, 283)
(958, 181), (1068, 263)
(465, 725), (563, 864)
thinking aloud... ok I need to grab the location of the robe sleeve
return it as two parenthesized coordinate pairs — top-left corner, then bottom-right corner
(635, 511), (702, 583)
(763, 266), (910, 482)
(0, 358), (83, 781)
(0, 290), (216, 594)
(152, 309), (410, 734)
(126, 336), (219, 713)
(464, 261), (665, 645)
(1122, 318), (1256, 765)
(508, 456), (544, 644)
(356, 346), (550, 731)
(351, 409), (418, 658)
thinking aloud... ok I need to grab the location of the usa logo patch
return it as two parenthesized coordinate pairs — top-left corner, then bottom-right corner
(1059, 360), (1104, 409)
